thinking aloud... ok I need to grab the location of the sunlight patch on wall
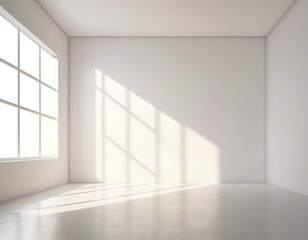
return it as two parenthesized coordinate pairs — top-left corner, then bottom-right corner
(185, 128), (220, 183)
(105, 74), (127, 107)
(159, 112), (182, 182)
(130, 91), (156, 129)
(94, 68), (220, 184)
(105, 96), (127, 150)
(105, 139), (127, 183)
(130, 116), (156, 183)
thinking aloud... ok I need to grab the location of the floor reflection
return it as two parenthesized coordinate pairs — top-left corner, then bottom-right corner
(1, 184), (308, 240)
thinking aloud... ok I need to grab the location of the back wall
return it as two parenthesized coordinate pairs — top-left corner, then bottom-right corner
(69, 37), (265, 184)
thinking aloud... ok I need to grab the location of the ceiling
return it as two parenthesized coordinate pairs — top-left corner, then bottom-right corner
(37, 0), (296, 37)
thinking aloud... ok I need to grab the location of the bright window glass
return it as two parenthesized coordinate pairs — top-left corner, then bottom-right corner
(20, 110), (39, 157)
(41, 49), (58, 90)
(0, 102), (18, 158)
(41, 117), (58, 157)
(41, 85), (58, 119)
(20, 73), (39, 111)
(0, 62), (18, 104)
(0, 12), (59, 161)
(20, 32), (39, 78)
(0, 15), (18, 66)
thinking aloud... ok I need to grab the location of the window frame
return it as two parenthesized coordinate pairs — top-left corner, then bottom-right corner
(0, 10), (59, 162)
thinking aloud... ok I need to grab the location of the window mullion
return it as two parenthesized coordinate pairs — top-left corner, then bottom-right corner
(39, 48), (41, 157)
(17, 30), (20, 158)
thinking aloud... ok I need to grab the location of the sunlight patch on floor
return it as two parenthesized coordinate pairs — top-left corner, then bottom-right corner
(16, 183), (213, 217)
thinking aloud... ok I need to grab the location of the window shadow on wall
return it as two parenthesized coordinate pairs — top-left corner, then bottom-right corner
(94, 68), (220, 184)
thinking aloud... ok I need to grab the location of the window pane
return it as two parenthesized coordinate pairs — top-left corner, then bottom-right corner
(20, 110), (39, 157)
(41, 85), (58, 119)
(20, 73), (39, 111)
(41, 117), (58, 157)
(41, 49), (58, 89)
(20, 32), (39, 78)
(0, 102), (17, 158)
(0, 15), (18, 66)
(0, 62), (18, 104)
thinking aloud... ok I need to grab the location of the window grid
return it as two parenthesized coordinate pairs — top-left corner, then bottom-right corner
(0, 24), (58, 161)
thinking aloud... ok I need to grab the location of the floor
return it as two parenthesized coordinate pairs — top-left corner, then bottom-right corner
(1, 183), (308, 240)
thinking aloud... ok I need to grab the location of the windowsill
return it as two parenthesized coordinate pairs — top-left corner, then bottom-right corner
(0, 157), (59, 163)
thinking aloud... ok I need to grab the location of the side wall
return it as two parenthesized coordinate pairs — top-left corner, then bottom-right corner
(267, 0), (308, 195)
(69, 37), (265, 184)
(0, 0), (68, 202)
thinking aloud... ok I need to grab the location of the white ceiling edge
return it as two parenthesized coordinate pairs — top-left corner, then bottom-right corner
(36, 0), (297, 37)
(266, 0), (298, 37)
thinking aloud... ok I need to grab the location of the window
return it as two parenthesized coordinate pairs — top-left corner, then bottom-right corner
(0, 14), (58, 161)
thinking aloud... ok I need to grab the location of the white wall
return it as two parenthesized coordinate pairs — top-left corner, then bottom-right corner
(69, 37), (265, 184)
(267, 0), (308, 195)
(0, 0), (68, 202)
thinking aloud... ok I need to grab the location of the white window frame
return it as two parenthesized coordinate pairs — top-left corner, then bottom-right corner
(0, 8), (59, 162)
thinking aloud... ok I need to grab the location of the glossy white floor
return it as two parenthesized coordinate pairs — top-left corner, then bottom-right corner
(1, 183), (308, 240)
